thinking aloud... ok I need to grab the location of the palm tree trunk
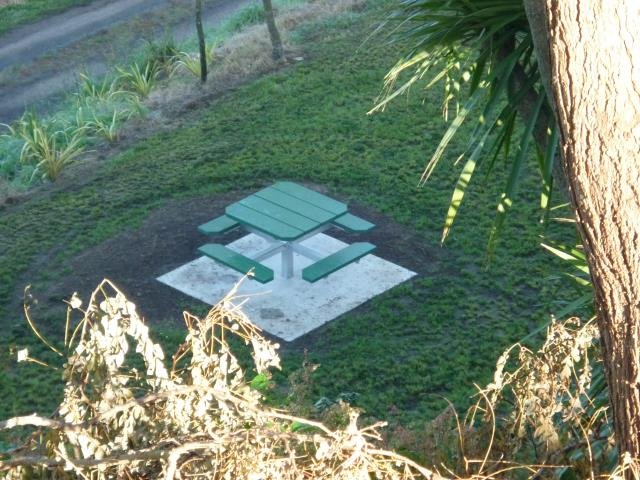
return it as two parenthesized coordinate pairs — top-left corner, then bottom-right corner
(525, 0), (640, 464)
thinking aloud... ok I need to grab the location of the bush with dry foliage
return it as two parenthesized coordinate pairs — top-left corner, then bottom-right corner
(2, 279), (639, 479)
(390, 317), (640, 479)
(466, 318), (612, 477)
(0, 280), (439, 480)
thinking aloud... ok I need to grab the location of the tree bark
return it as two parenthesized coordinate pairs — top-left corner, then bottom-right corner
(525, 0), (640, 460)
(262, 0), (284, 62)
(195, 0), (207, 83)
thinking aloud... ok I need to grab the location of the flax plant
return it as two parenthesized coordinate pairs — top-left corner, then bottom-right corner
(75, 72), (137, 105)
(84, 108), (132, 143)
(143, 36), (179, 74)
(2, 113), (85, 181)
(76, 72), (118, 103)
(172, 46), (216, 79)
(116, 62), (159, 98)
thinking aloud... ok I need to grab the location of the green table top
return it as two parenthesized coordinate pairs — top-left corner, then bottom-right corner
(225, 182), (347, 241)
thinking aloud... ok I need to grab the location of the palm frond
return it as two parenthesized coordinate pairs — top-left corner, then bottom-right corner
(486, 90), (545, 259)
(374, 0), (560, 255)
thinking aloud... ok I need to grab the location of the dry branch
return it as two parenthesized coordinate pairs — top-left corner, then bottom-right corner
(0, 279), (439, 480)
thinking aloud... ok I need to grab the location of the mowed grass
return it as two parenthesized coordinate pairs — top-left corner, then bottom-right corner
(0, 0), (92, 36)
(0, 4), (576, 428)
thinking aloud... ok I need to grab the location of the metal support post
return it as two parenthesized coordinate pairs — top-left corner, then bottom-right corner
(281, 244), (294, 279)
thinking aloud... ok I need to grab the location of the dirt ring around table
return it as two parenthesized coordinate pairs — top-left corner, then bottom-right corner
(16, 187), (444, 346)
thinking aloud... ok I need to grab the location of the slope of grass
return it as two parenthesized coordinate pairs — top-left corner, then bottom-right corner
(0, 0), (92, 37)
(0, 0), (335, 189)
(0, 1), (576, 430)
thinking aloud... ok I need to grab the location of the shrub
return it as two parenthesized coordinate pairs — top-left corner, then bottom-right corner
(143, 36), (179, 74)
(388, 317), (627, 479)
(226, 3), (265, 32)
(0, 134), (24, 181)
(116, 62), (158, 98)
(76, 72), (120, 104)
(2, 113), (85, 181)
(0, 280), (436, 479)
(171, 46), (215, 79)
(84, 108), (130, 143)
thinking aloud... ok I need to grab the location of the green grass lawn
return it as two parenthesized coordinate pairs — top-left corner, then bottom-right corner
(0, 2), (577, 432)
(0, 0), (93, 37)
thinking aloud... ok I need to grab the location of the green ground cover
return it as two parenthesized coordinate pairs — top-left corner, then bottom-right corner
(0, 0), (92, 37)
(0, 2), (577, 432)
(0, 0), (316, 187)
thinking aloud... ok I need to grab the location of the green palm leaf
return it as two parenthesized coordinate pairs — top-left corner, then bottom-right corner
(375, 0), (558, 253)
(486, 90), (545, 259)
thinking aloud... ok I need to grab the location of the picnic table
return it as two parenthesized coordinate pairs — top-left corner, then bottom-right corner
(197, 182), (376, 283)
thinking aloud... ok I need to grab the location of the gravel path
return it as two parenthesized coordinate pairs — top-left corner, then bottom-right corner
(0, 0), (254, 123)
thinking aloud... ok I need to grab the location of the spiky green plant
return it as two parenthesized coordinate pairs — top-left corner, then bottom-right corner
(75, 72), (134, 105)
(76, 72), (117, 103)
(375, 4), (605, 437)
(3, 113), (85, 181)
(143, 36), (179, 74)
(540, 213), (592, 319)
(374, 0), (555, 257)
(85, 108), (132, 143)
(116, 62), (158, 98)
(172, 46), (216, 79)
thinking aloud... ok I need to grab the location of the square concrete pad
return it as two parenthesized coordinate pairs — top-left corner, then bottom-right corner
(157, 233), (416, 341)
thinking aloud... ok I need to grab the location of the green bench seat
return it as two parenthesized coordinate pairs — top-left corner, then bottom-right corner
(198, 215), (239, 235)
(302, 242), (376, 283)
(198, 215), (240, 235)
(332, 213), (375, 233)
(198, 244), (274, 284)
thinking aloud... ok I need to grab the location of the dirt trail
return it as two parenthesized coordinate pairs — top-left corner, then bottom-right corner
(0, 0), (172, 70)
(0, 0), (253, 123)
